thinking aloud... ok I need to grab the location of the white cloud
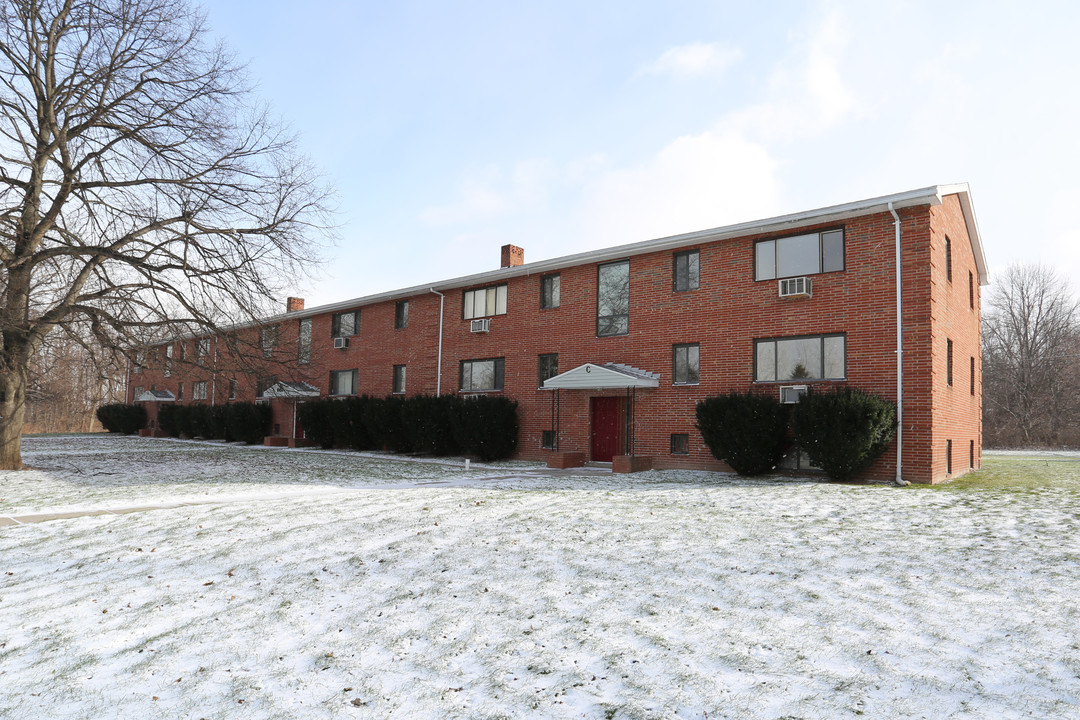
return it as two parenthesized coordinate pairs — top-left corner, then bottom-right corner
(574, 130), (781, 247)
(420, 160), (552, 226)
(638, 42), (742, 79)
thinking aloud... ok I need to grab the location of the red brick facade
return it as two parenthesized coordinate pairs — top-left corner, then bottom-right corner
(128, 185), (986, 483)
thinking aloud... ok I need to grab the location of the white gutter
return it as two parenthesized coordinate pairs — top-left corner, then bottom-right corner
(429, 289), (445, 395)
(889, 202), (908, 486)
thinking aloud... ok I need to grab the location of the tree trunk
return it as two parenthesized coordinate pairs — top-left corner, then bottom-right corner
(0, 369), (27, 470)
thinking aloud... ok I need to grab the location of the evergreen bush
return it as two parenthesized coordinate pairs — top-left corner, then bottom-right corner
(225, 402), (271, 445)
(401, 395), (461, 455)
(791, 387), (897, 481)
(695, 392), (789, 475)
(95, 403), (146, 435)
(156, 403), (180, 436)
(297, 399), (336, 448)
(363, 395), (408, 452)
(451, 395), (519, 461)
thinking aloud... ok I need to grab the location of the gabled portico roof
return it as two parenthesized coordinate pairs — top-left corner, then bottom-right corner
(543, 363), (660, 390)
(135, 389), (175, 402)
(261, 381), (321, 399)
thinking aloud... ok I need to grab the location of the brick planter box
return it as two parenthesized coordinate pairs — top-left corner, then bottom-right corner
(547, 451), (586, 469)
(613, 455), (653, 473)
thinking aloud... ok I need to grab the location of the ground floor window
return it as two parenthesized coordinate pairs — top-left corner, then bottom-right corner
(670, 433), (690, 455)
(460, 358), (505, 392)
(393, 364), (406, 394)
(330, 369), (358, 396)
(228, 379), (237, 400)
(672, 343), (700, 385)
(754, 333), (845, 382)
(538, 353), (559, 388)
(177, 382), (183, 400)
(946, 439), (953, 475)
(193, 381), (208, 400)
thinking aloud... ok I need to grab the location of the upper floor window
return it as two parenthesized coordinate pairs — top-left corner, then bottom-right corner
(945, 235), (952, 282)
(540, 274), (561, 309)
(256, 376), (277, 398)
(538, 353), (559, 388)
(395, 301), (409, 329)
(673, 343), (700, 385)
(164, 344), (173, 377)
(673, 250), (700, 292)
(332, 310), (359, 338)
(463, 285), (507, 319)
(755, 229), (844, 280)
(947, 338), (954, 386)
(193, 381), (208, 401)
(260, 325), (279, 359)
(754, 334), (846, 382)
(329, 369), (358, 396)
(133, 350), (145, 374)
(298, 318), (312, 364)
(393, 364), (406, 395)
(196, 338), (210, 365)
(597, 260), (630, 336)
(969, 271), (975, 309)
(460, 357), (505, 392)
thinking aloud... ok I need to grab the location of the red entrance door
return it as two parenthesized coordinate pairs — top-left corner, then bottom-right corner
(591, 397), (622, 462)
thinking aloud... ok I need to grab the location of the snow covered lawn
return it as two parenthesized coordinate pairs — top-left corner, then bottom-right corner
(1, 436), (1078, 719)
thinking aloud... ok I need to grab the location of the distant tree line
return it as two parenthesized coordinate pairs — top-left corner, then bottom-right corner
(982, 264), (1080, 447)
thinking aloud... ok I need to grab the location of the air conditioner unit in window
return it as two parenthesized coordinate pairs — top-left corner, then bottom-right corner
(470, 318), (491, 333)
(333, 336), (349, 349)
(779, 276), (812, 298)
(780, 385), (808, 404)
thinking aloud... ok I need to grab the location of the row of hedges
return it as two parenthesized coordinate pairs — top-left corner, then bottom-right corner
(297, 394), (519, 461)
(695, 387), (897, 481)
(156, 402), (270, 445)
(96, 403), (148, 435)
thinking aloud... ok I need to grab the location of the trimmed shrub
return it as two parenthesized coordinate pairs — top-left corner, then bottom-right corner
(297, 399), (336, 449)
(695, 392), (789, 475)
(792, 387), (897, 481)
(225, 402), (271, 445)
(401, 395), (461, 455)
(96, 403), (146, 435)
(188, 404), (214, 439)
(208, 405), (230, 441)
(156, 403), (183, 437)
(451, 395), (519, 461)
(364, 395), (408, 452)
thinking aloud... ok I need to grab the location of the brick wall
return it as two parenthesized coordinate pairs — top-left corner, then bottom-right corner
(130, 195), (982, 482)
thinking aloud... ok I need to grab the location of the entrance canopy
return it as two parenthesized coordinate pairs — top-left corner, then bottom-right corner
(543, 363), (659, 390)
(261, 381), (321, 399)
(135, 389), (175, 402)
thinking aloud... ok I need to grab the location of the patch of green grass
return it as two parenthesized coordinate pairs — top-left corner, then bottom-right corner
(931, 453), (1080, 491)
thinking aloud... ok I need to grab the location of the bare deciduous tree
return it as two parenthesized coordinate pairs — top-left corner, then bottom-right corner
(0, 0), (331, 467)
(983, 263), (1080, 446)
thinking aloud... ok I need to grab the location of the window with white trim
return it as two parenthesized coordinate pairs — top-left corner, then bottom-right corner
(755, 229), (844, 280)
(260, 326), (279, 359)
(754, 334), (846, 382)
(460, 358), (505, 392)
(463, 285), (507, 320)
(164, 344), (173, 377)
(193, 381), (208, 400)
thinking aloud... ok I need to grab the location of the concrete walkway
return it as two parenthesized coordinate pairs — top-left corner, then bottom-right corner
(0, 499), (250, 527)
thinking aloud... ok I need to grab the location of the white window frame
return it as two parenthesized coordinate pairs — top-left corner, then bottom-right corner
(193, 381), (208, 401)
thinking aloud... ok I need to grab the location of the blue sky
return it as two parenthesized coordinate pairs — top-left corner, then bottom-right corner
(200, 0), (1080, 307)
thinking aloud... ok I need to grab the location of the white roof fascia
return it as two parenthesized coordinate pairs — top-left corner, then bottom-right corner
(265, 183), (986, 321)
(543, 363), (660, 390)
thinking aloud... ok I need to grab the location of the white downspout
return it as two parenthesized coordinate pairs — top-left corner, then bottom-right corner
(429, 289), (445, 395)
(889, 202), (909, 486)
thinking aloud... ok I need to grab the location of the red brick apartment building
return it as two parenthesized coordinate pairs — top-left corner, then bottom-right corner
(128, 184), (986, 484)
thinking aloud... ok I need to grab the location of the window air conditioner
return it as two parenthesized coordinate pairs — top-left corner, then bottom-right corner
(470, 318), (491, 333)
(780, 385), (808, 404)
(778, 276), (812, 298)
(333, 336), (349, 349)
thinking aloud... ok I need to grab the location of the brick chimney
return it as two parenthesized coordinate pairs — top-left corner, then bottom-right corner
(500, 244), (524, 268)
(286, 297), (305, 313)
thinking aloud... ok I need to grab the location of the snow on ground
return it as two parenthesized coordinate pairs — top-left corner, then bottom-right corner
(1, 436), (1079, 719)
